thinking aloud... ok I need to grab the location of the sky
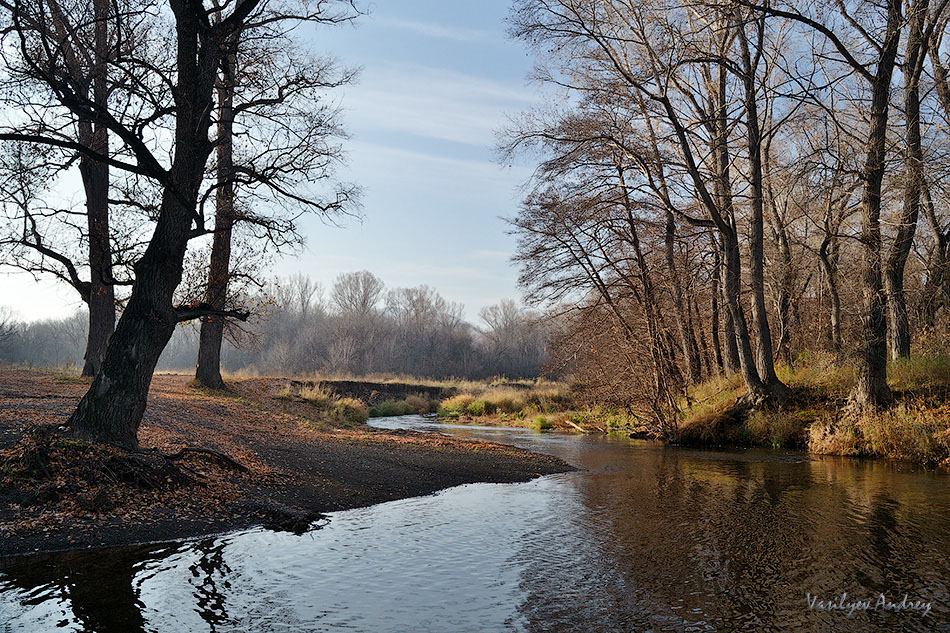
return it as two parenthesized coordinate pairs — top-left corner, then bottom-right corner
(0, 0), (545, 323)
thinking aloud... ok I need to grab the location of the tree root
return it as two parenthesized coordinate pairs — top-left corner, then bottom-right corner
(2, 429), (250, 495)
(149, 447), (250, 474)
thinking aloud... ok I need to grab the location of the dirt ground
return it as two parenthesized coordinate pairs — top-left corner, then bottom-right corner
(0, 369), (572, 557)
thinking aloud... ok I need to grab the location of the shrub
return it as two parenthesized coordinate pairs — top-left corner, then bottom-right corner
(438, 394), (474, 417)
(332, 397), (369, 425)
(530, 415), (553, 430)
(369, 399), (413, 417)
(404, 394), (435, 413)
(465, 400), (486, 416)
(368, 394), (438, 417)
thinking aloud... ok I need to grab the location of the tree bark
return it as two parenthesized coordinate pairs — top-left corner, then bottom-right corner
(78, 0), (115, 377)
(710, 234), (725, 373)
(852, 0), (901, 407)
(884, 0), (927, 361)
(818, 235), (842, 353)
(195, 43), (237, 390)
(711, 92), (764, 395)
(736, 17), (787, 400)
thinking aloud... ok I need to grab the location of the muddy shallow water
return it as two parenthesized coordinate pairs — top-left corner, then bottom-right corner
(2, 415), (948, 632)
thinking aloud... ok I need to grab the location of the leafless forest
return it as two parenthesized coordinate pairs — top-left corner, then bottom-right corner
(500, 0), (950, 432)
(0, 272), (549, 380)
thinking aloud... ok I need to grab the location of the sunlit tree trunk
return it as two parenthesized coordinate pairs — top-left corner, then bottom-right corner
(852, 0), (901, 407)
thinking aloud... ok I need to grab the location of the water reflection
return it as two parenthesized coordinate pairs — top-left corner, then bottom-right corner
(1, 416), (948, 632)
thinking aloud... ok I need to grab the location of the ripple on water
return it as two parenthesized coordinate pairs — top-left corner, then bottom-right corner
(1, 415), (949, 632)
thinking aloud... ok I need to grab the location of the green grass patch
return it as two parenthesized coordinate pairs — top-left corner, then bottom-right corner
(529, 415), (553, 430)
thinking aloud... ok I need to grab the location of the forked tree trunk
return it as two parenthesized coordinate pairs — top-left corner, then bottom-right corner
(852, 0), (901, 407)
(68, 179), (198, 448)
(78, 123), (114, 377)
(736, 18), (786, 401)
(722, 230), (769, 400)
(195, 47), (237, 390)
(711, 101), (763, 395)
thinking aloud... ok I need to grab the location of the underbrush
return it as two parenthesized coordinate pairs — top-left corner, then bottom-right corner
(369, 395), (439, 417)
(809, 405), (950, 465)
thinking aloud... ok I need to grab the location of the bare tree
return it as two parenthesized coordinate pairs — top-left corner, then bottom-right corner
(194, 7), (359, 389)
(0, 0), (358, 447)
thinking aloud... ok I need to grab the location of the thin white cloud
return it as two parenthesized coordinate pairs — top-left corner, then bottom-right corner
(342, 140), (533, 208)
(343, 62), (541, 147)
(374, 16), (499, 43)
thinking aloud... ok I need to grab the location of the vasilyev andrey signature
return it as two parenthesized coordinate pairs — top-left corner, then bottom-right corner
(807, 592), (932, 617)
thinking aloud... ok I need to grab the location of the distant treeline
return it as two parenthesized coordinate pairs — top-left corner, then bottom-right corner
(0, 272), (550, 381)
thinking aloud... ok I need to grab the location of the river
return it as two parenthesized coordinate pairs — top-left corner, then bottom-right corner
(1, 415), (948, 632)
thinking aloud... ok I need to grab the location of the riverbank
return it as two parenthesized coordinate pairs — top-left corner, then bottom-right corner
(0, 369), (572, 557)
(676, 354), (950, 467)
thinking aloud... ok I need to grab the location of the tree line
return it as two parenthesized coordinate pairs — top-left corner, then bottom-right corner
(0, 272), (551, 381)
(503, 0), (950, 433)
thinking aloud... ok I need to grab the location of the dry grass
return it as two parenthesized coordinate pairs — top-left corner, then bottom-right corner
(277, 383), (369, 425)
(680, 372), (745, 427)
(676, 352), (950, 464)
(437, 384), (573, 420)
(810, 405), (950, 465)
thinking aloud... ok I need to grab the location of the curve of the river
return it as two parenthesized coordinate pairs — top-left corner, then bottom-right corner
(1, 415), (948, 632)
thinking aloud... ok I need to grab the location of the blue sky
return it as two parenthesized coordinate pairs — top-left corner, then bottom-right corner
(2, 0), (543, 322)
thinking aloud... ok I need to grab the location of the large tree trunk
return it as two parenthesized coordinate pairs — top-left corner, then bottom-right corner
(710, 85), (764, 396)
(852, 0), (901, 407)
(68, 181), (197, 448)
(736, 19), (786, 401)
(722, 229), (768, 400)
(79, 0), (114, 377)
(68, 7), (218, 448)
(195, 46), (237, 390)
(884, 0), (926, 361)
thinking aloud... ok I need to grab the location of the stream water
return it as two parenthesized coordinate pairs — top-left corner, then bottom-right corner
(1, 415), (948, 632)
